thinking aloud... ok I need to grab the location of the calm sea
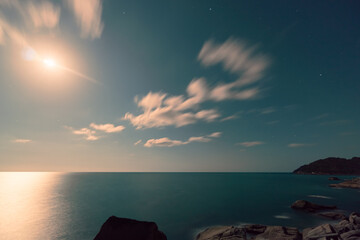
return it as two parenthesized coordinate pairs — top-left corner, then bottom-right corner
(0, 172), (359, 240)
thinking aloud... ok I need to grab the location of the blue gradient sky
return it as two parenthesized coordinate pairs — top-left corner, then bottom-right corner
(0, 0), (359, 171)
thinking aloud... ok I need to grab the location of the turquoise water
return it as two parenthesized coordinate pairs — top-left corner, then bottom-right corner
(0, 172), (359, 240)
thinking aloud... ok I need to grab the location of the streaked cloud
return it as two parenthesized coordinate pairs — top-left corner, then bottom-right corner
(0, 16), (28, 46)
(12, 139), (32, 143)
(90, 123), (125, 133)
(208, 132), (222, 138)
(288, 143), (314, 148)
(0, 0), (60, 47)
(134, 140), (142, 146)
(188, 136), (211, 143)
(27, 1), (60, 29)
(221, 114), (239, 122)
(68, 122), (124, 141)
(123, 78), (220, 129)
(66, 0), (104, 39)
(247, 107), (276, 115)
(320, 120), (351, 126)
(198, 38), (270, 101)
(72, 127), (98, 141)
(143, 132), (222, 148)
(237, 141), (264, 147)
(267, 120), (279, 125)
(310, 113), (329, 121)
(144, 137), (185, 147)
(125, 38), (270, 129)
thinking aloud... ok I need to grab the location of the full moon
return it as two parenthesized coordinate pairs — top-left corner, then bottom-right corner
(43, 58), (56, 68)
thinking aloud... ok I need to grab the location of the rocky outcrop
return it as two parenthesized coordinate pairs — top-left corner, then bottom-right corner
(291, 200), (336, 212)
(303, 213), (360, 240)
(329, 177), (341, 181)
(293, 157), (360, 175)
(302, 223), (337, 240)
(254, 226), (301, 240)
(93, 216), (167, 240)
(244, 224), (266, 234)
(196, 225), (301, 240)
(329, 178), (360, 189)
(196, 212), (360, 240)
(196, 226), (246, 240)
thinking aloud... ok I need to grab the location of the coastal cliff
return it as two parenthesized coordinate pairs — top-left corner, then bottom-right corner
(293, 157), (360, 175)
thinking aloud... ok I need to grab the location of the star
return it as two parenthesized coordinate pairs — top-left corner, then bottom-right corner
(319, 73), (323, 77)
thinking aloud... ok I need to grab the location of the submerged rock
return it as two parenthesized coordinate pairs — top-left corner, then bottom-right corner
(317, 212), (347, 220)
(329, 177), (341, 181)
(291, 200), (336, 212)
(330, 178), (360, 189)
(196, 226), (246, 240)
(93, 216), (167, 240)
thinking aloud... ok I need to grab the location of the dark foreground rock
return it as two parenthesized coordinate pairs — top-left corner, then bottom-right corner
(94, 216), (167, 240)
(293, 157), (360, 175)
(196, 212), (360, 240)
(329, 177), (360, 189)
(291, 200), (336, 212)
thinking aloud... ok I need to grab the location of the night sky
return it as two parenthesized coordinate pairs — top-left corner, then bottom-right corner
(0, 0), (359, 171)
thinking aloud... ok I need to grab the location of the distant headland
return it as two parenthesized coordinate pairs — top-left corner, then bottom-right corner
(293, 157), (360, 175)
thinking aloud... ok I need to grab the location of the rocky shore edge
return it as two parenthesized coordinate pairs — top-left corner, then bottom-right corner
(93, 178), (360, 240)
(196, 212), (360, 240)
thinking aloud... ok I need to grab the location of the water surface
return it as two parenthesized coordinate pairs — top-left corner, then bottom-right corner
(1, 172), (359, 240)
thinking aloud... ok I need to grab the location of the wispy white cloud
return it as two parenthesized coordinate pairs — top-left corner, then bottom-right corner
(310, 113), (329, 121)
(72, 127), (98, 141)
(208, 132), (222, 138)
(123, 78), (220, 129)
(143, 132), (222, 148)
(66, 0), (104, 39)
(134, 140), (142, 146)
(0, 0), (60, 47)
(68, 122), (125, 141)
(288, 143), (314, 148)
(237, 141), (264, 147)
(67, 122), (125, 141)
(198, 38), (270, 101)
(188, 136), (211, 143)
(266, 120), (279, 125)
(320, 120), (351, 126)
(339, 132), (356, 136)
(90, 123), (125, 133)
(27, 1), (60, 29)
(144, 137), (186, 147)
(247, 107), (276, 115)
(12, 138), (32, 143)
(221, 114), (239, 122)
(0, 16), (28, 46)
(124, 38), (270, 129)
